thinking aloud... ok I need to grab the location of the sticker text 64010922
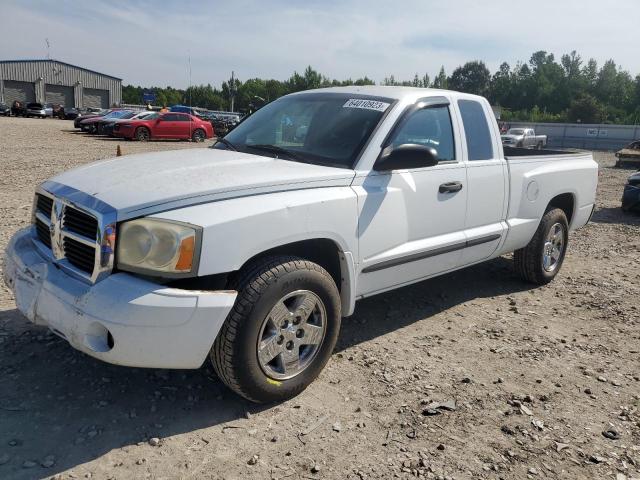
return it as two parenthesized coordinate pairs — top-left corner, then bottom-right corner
(343, 99), (390, 112)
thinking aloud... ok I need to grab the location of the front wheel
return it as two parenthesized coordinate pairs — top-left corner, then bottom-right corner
(135, 127), (150, 142)
(514, 208), (568, 285)
(210, 256), (341, 403)
(191, 129), (205, 142)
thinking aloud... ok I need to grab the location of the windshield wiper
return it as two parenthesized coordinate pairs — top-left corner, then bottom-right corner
(215, 137), (237, 151)
(246, 144), (302, 161)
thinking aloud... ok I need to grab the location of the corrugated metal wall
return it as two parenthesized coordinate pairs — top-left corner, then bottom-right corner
(0, 60), (121, 107)
(506, 122), (640, 151)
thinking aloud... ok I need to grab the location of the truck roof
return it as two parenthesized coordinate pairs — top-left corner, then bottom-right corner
(289, 85), (485, 103)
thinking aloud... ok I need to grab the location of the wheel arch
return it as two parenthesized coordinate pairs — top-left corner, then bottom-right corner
(231, 238), (356, 317)
(546, 192), (575, 226)
(135, 124), (151, 139)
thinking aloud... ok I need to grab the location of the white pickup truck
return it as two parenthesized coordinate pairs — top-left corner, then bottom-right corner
(501, 127), (547, 149)
(4, 87), (598, 403)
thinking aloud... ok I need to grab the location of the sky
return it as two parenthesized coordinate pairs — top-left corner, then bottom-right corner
(1, 0), (639, 88)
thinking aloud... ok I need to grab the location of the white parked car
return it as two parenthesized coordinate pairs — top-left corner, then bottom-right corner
(501, 127), (547, 149)
(4, 87), (598, 403)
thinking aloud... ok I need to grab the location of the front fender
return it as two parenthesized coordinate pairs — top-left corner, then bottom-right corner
(151, 187), (359, 314)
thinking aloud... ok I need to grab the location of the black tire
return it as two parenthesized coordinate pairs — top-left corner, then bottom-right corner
(191, 129), (205, 142)
(514, 208), (568, 285)
(210, 256), (341, 403)
(135, 127), (150, 142)
(517, 141), (524, 148)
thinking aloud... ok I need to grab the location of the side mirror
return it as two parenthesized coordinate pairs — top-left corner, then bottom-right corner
(375, 144), (439, 171)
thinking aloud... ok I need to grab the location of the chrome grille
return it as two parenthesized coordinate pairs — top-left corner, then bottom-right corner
(36, 194), (53, 218)
(31, 184), (117, 284)
(35, 218), (52, 248)
(62, 237), (96, 274)
(63, 208), (98, 240)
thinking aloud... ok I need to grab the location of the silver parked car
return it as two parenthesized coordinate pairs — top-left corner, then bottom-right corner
(25, 102), (47, 118)
(501, 128), (547, 149)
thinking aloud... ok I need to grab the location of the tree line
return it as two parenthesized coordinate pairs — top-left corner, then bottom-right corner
(122, 50), (640, 124)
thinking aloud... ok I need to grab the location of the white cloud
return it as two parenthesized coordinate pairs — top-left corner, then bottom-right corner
(1, 0), (638, 87)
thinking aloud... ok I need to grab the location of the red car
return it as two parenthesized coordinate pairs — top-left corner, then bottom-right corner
(113, 112), (214, 142)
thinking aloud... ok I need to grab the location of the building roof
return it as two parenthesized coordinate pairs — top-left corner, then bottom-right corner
(0, 59), (122, 81)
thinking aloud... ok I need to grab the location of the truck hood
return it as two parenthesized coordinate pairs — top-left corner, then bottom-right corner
(49, 148), (355, 220)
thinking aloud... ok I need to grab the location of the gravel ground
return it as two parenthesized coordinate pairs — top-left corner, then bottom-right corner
(0, 116), (638, 480)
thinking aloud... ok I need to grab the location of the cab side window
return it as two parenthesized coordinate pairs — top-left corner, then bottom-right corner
(458, 100), (494, 160)
(390, 106), (455, 162)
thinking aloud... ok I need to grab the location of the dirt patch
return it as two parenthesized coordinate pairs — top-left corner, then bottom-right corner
(0, 116), (638, 480)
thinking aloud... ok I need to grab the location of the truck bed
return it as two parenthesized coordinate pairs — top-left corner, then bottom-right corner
(503, 146), (578, 157)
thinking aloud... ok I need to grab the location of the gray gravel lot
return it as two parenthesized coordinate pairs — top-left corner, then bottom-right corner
(0, 116), (639, 480)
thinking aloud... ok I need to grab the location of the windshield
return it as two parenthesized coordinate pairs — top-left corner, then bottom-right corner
(106, 110), (133, 119)
(217, 92), (394, 168)
(507, 129), (524, 135)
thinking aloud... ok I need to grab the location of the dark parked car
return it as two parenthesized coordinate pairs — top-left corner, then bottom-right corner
(80, 110), (135, 134)
(11, 101), (26, 116)
(621, 170), (640, 212)
(74, 110), (109, 129)
(64, 107), (81, 120)
(201, 112), (241, 137)
(44, 103), (69, 119)
(25, 103), (47, 118)
(0, 103), (10, 116)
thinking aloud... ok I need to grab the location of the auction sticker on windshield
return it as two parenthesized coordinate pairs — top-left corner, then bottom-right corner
(343, 99), (390, 112)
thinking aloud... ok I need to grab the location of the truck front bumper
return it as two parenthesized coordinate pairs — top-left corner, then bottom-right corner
(3, 228), (237, 369)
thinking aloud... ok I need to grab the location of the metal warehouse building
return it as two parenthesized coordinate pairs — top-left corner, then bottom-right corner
(0, 59), (121, 109)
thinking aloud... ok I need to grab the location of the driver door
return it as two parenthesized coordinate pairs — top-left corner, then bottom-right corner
(354, 100), (468, 297)
(154, 113), (181, 138)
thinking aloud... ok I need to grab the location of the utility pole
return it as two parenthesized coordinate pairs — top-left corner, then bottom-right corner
(229, 71), (235, 112)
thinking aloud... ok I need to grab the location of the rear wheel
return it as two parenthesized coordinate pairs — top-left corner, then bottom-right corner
(191, 129), (205, 142)
(135, 127), (150, 142)
(514, 208), (568, 285)
(210, 256), (341, 403)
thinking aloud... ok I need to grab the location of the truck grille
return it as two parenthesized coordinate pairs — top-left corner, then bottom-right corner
(63, 207), (98, 240)
(33, 192), (101, 280)
(63, 237), (96, 274)
(36, 194), (53, 218)
(35, 217), (52, 248)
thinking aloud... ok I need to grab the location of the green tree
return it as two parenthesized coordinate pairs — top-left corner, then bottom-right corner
(567, 94), (605, 123)
(432, 66), (448, 89)
(448, 61), (490, 96)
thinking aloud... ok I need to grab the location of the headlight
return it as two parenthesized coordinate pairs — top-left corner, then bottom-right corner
(117, 219), (200, 276)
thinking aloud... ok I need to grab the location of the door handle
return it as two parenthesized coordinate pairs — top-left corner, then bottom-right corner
(439, 181), (463, 193)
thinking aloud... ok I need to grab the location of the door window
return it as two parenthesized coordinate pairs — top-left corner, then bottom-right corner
(390, 106), (455, 162)
(458, 100), (494, 160)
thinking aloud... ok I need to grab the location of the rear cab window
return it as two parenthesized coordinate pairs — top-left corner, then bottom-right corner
(457, 99), (494, 161)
